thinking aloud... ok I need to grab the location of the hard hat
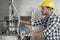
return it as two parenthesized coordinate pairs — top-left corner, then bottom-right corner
(40, 0), (55, 10)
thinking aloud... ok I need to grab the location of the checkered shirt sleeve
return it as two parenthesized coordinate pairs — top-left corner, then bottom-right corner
(31, 19), (45, 26)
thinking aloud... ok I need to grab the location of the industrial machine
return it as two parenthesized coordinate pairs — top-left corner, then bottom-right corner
(0, 0), (45, 40)
(0, 0), (31, 40)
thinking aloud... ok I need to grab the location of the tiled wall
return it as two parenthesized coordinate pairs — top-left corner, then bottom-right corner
(0, 0), (9, 27)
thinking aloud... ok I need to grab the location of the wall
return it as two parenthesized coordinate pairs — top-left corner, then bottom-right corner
(0, 0), (9, 27)
(14, 0), (43, 16)
(0, 0), (9, 20)
(14, 0), (60, 18)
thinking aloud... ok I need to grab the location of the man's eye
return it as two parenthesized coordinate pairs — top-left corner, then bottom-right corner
(42, 8), (44, 10)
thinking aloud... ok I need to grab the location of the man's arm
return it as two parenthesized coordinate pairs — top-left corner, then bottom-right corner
(20, 19), (45, 37)
(30, 31), (44, 37)
(20, 19), (44, 26)
(20, 20), (31, 25)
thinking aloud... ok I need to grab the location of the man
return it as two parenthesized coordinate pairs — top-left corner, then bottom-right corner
(20, 0), (60, 40)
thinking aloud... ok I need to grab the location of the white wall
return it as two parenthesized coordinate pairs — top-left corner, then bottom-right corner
(14, 0), (43, 16)
(52, 0), (60, 15)
(14, 0), (60, 19)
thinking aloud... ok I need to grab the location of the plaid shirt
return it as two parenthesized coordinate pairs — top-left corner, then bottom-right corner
(31, 13), (60, 40)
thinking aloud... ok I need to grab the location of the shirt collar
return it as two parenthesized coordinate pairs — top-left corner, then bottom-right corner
(43, 13), (56, 20)
(48, 13), (56, 19)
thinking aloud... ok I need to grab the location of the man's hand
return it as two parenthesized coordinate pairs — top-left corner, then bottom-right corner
(30, 31), (44, 37)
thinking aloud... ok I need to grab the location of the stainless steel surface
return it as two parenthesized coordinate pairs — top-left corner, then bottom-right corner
(31, 36), (45, 40)
(30, 25), (44, 32)
(0, 36), (18, 40)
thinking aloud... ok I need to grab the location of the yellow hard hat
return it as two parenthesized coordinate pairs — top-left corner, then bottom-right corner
(40, 0), (55, 10)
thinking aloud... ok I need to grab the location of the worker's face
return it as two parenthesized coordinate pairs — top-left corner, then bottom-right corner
(41, 6), (51, 15)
